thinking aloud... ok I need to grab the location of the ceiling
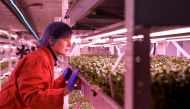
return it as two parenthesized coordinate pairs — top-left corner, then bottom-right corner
(0, 0), (124, 40)
(0, 0), (63, 40)
(1, 0), (190, 42)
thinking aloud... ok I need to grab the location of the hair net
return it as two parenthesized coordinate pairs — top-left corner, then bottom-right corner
(38, 22), (73, 46)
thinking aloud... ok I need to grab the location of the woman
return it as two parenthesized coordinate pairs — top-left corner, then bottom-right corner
(0, 22), (79, 109)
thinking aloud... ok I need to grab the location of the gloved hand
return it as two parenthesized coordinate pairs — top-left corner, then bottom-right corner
(67, 69), (79, 91)
(62, 66), (72, 81)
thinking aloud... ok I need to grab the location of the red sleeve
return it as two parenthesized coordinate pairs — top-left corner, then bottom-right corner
(17, 58), (66, 109)
(53, 76), (66, 88)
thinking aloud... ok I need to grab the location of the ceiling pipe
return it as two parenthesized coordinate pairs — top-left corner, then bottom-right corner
(1, 0), (40, 40)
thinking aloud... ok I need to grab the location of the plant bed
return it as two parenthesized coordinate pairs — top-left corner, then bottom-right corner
(71, 55), (190, 109)
(1, 62), (9, 70)
(63, 90), (94, 109)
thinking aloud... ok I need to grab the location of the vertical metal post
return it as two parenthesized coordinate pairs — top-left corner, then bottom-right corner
(125, 0), (151, 109)
(125, 0), (134, 109)
(133, 28), (151, 109)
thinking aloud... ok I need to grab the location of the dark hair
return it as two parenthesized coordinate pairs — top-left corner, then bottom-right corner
(38, 22), (73, 46)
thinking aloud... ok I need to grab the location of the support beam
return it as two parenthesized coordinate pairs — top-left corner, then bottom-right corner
(172, 41), (190, 58)
(176, 42), (183, 57)
(115, 45), (121, 55)
(150, 43), (158, 56)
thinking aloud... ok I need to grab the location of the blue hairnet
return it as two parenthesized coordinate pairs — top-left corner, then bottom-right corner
(39, 22), (73, 46)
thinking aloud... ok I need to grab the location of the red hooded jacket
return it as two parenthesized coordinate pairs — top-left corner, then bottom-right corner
(0, 46), (67, 109)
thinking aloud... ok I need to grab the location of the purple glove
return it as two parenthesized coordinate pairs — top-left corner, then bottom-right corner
(67, 69), (79, 91)
(62, 66), (72, 81)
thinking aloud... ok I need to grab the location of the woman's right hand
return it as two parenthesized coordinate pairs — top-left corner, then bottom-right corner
(66, 69), (79, 91)
(62, 66), (72, 81)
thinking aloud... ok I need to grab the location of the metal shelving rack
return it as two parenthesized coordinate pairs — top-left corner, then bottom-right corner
(66, 0), (151, 109)
(67, 0), (190, 109)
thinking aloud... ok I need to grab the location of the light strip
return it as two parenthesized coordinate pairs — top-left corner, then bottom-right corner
(2, 45), (10, 49)
(150, 27), (190, 37)
(166, 38), (190, 42)
(11, 57), (17, 60)
(10, 0), (39, 40)
(133, 35), (144, 39)
(152, 35), (190, 42)
(80, 27), (190, 46)
(89, 45), (104, 47)
(2, 58), (8, 61)
(96, 38), (109, 42)
(0, 30), (18, 39)
(164, 35), (190, 40)
(84, 28), (127, 40)
(151, 38), (166, 43)
(113, 37), (127, 41)
(113, 35), (144, 42)
(10, 34), (18, 39)
(73, 38), (82, 43)
(84, 27), (190, 41)
(0, 29), (9, 35)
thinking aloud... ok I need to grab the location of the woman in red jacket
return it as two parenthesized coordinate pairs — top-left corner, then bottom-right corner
(0, 22), (79, 109)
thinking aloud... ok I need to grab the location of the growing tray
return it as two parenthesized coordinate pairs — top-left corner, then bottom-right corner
(78, 75), (122, 109)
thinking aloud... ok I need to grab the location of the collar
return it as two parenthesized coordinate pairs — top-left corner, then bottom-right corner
(47, 46), (58, 66)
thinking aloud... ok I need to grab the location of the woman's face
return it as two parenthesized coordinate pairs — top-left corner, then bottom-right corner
(51, 35), (71, 56)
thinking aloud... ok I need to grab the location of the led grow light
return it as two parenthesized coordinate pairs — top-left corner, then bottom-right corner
(113, 35), (143, 42)
(113, 37), (127, 42)
(166, 38), (190, 42)
(150, 27), (190, 37)
(84, 27), (190, 41)
(0, 29), (9, 35)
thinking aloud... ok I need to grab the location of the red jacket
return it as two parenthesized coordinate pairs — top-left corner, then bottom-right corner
(0, 46), (66, 109)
